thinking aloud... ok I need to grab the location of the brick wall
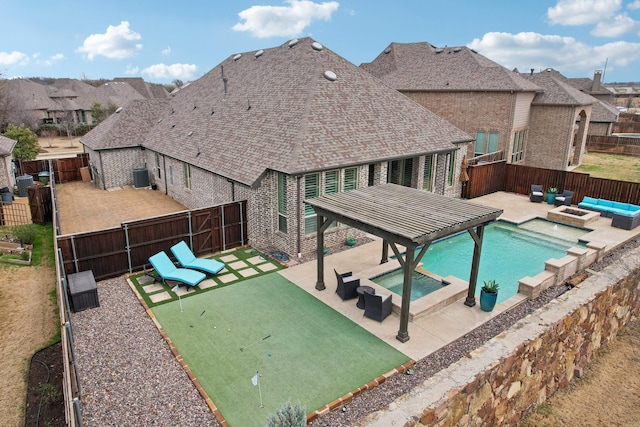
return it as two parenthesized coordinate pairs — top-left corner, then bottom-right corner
(0, 156), (11, 189)
(363, 247), (640, 426)
(526, 106), (575, 170)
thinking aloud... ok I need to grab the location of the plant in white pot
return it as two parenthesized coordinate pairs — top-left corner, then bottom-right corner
(480, 279), (499, 312)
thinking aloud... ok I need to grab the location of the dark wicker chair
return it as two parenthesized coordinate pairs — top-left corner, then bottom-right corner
(334, 269), (360, 300)
(554, 190), (574, 206)
(363, 289), (392, 322)
(530, 184), (544, 202)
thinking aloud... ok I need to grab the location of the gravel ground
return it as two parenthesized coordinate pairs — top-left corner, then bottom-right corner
(72, 236), (640, 427)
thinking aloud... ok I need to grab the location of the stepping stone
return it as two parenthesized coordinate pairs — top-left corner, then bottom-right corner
(218, 273), (238, 283)
(228, 260), (248, 270)
(138, 275), (155, 285)
(238, 268), (259, 278)
(174, 286), (195, 296)
(142, 283), (164, 294)
(219, 254), (239, 263)
(247, 255), (268, 265)
(257, 263), (278, 272)
(150, 292), (171, 303)
(198, 279), (218, 290)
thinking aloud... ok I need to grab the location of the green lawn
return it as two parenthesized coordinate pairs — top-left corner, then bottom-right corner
(575, 152), (640, 183)
(151, 273), (410, 427)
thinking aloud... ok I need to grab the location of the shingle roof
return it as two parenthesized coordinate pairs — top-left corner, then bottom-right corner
(520, 70), (597, 106)
(140, 38), (472, 187)
(81, 99), (168, 150)
(0, 135), (16, 156)
(360, 42), (541, 92)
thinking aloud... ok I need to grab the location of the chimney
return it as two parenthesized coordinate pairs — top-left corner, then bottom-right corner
(530, 68), (534, 75)
(592, 70), (602, 91)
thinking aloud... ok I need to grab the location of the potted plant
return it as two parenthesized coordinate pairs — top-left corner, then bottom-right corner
(546, 187), (558, 205)
(480, 280), (499, 312)
(345, 237), (357, 247)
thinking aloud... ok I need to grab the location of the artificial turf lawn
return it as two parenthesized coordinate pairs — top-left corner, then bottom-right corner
(151, 273), (410, 427)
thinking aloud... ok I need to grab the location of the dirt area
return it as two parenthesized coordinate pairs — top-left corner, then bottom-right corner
(0, 257), (57, 427)
(56, 181), (187, 234)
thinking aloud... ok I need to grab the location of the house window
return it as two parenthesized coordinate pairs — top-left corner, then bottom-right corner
(155, 153), (162, 178)
(344, 167), (358, 191)
(389, 159), (413, 187)
(422, 154), (434, 191)
(475, 131), (499, 156)
(278, 173), (287, 233)
(304, 174), (319, 233)
(368, 164), (375, 186)
(325, 170), (339, 195)
(183, 163), (191, 190)
(511, 129), (527, 163)
(447, 151), (456, 186)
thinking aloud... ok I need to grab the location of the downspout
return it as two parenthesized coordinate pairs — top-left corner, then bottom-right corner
(163, 156), (168, 195)
(98, 151), (106, 190)
(296, 175), (302, 258)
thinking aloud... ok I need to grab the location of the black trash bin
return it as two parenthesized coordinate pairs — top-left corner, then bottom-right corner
(0, 186), (13, 204)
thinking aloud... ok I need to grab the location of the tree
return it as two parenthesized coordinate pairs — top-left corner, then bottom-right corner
(4, 123), (39, 161)
(91, 102), (107, 123)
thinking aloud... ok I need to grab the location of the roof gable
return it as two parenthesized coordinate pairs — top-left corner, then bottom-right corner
(361, 42), (541, 92)
(521, 70), (597, 106)
(142, 38), (472, 187)
(0, 135), (16, 156)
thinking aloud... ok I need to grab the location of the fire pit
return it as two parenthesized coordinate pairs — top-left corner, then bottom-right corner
(547, 205), (600, 227)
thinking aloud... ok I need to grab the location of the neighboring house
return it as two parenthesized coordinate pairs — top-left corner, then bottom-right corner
(360, 42), (541, 165)
(81, 37), (473, 258)
(603, 83), (640, 112)
(2, 77), (170, 132)
(0, 135), (16, 190)
(519, 69), (596, 169)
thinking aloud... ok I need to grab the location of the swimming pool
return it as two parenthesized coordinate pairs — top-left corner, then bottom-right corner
(371, 269), (447, 302)
(418, 219), (588, 303)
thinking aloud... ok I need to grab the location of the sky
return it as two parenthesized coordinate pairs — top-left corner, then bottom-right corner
(2, 0), (640, 85)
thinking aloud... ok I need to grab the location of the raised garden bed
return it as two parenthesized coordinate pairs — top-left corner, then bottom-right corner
(0, 239), (32, 265)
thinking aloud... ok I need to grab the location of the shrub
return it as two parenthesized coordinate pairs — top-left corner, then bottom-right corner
(267, 400), (306, 427)
(13, 224), (38, 245)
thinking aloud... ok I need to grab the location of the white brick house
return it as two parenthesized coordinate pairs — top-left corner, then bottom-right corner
(81, 38), (472, 258)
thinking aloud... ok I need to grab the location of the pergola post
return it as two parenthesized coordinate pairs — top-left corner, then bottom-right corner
(464, 225), (485, 307)
(393, 242), (429, 343)
(380, 239), (389, 264)
(315, 215), (333, 291)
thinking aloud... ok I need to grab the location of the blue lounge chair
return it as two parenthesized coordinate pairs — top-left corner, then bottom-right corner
(148, 251), (206, 287)
(170, 241), (225, 275)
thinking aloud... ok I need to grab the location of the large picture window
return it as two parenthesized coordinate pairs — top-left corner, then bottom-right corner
(389, 159), (413, 187)
(511, 129), (527, 163)
(475, 131), (499, 156)
(278, 173), (287, 233)
(183, 163), (192, 190)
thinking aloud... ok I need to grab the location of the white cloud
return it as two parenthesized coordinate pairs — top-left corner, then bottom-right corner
(125, 64), (140, 75)
(591, 12), (640, 36)
(628, 0), (640, 9)
(0, 51), (29, 66)
(468, 31), (640, 77)
(76, 21), (143, 60)
(233, 0), (339, 38)
(547, 0), (621, 25)
(161, 46), (171, 55)
(38, 53), (65, 66)
(141, 63), (199, 80)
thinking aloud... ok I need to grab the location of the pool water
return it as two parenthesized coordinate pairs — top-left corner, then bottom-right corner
(371, 269), (446, 302)
(419, 219), (588, 303)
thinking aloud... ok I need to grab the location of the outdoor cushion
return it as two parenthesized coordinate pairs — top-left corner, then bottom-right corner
(148, 251), (206, 287)
(598, 199), (614, 207)
(612, 201), (629, 210)
(581, 196), (597, 205)
(171, 241), (225, 275)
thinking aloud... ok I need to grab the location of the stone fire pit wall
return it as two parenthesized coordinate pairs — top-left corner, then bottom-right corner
(363, 248), (640, 426)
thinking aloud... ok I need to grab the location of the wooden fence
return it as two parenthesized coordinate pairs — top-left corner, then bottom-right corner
(16, 154), (90, 183)
(464, 161), (640, 205)
(56, 201), (247, 281)
(587, 135), (640, 155)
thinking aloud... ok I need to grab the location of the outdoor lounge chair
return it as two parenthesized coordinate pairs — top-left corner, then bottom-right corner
(530, 184), (544, 203)
(148, 251), (206, 287)
(170, 241), (225, 275)
(363, 289), (392, 322)
(554, 190), (574, 206)
(334, 269), (360, 300)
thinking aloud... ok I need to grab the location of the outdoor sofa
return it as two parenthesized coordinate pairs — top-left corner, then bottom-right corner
(578, 196), (640, 230)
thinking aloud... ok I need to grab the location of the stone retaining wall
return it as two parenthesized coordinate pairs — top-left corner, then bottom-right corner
(358, 247), (640, 426)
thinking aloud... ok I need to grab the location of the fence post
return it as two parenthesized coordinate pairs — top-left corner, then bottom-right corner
(221, 205), (226, 250)
(124, 223), (132, 274)
(187, 211), (193, 249)
(71, 235), (78, 272)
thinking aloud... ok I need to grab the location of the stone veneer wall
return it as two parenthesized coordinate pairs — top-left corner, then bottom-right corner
(359, 247), (640, 426)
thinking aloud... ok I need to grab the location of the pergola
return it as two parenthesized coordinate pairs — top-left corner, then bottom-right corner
(305, 183), (503, 342)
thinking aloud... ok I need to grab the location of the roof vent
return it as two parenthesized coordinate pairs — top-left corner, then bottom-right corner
(115, 107), (123, 113)
(324, 70), (337, 81)
(157, 118), (163, 124)
(435, 48), (444, 54)
(255, 49), (264, 58)
(311, 42), (323, 51)
(288, 38), (299, 48)
(188, 131), (193, 137)
(233, 53), (242, 61)
(383, 47), (391, 54)
(453, 47), (462, 52)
